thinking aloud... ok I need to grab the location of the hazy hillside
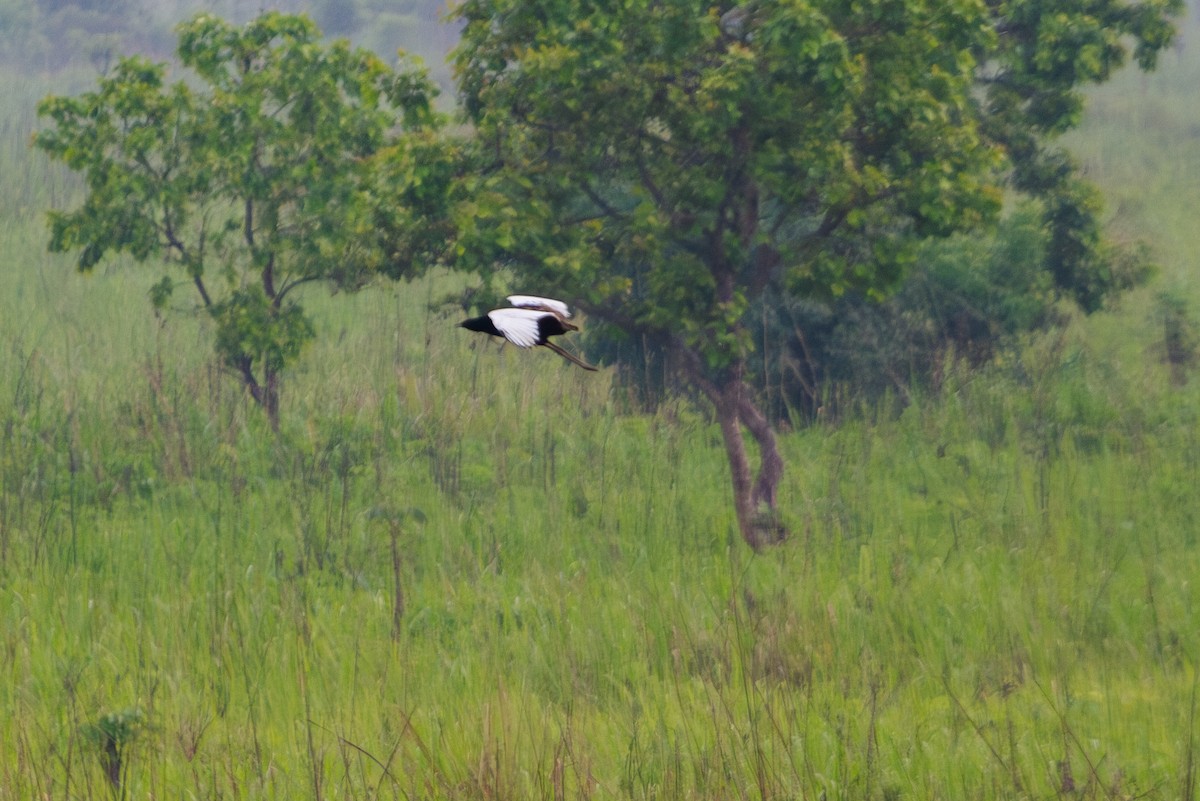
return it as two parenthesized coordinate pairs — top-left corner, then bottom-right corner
(0, 0), (460, 90)
(1071, 7), (1198, 283)
(1055, 7), (1200, 385)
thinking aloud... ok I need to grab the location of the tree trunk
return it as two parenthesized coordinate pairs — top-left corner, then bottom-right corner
(235, 356), (281, 431)
(262, 365), (280, 431)
(713, 377), (788, 550)
(675, 342), (788, 549)
(715, 380), (761, 549)
(736, 388), (784, 511)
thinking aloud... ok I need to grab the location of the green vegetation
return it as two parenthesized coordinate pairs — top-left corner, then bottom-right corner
(3, 12), (1200, 801)
(33, 12), (452, 428)
(4, 234), (1198, 798)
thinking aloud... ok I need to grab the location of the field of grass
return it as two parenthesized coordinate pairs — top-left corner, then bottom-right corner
(2, 30), (1200, 800)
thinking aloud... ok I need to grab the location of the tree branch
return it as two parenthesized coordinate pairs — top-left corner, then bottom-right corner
(193, 274), (213, 308)
(276, 273), (326, 303)
(576, 180), (626, 221)
(244, 196), (256, 248)
(264, 252), (276, 304)
(633, 138), (667, 208)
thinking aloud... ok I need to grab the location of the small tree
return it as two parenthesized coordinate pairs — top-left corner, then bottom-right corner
(451, 0), (1179, 548)
(84, 707), (144, 800)
(35, 12), (453, 427)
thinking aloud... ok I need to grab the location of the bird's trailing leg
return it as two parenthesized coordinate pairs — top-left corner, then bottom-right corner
(540, 341), (598, 371)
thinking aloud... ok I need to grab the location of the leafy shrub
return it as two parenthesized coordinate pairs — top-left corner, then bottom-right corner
(588, 203), (1152, 422)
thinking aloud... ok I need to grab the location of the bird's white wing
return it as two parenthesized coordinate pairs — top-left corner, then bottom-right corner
(506, 295), (572, 318)
(488, 308), (544, 348)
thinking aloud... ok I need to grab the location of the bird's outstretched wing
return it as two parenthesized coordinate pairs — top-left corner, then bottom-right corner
(486, 308), (545, 348)
(506, 295), (572, 318)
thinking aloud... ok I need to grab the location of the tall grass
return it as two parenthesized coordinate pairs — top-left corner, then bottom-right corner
(2, 44), (1200, 800)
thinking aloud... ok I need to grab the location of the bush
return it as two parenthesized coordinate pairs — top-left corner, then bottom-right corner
(589, 203), (1153, 422)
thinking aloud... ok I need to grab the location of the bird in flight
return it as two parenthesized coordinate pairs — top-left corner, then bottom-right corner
(460, 295), (598, 371)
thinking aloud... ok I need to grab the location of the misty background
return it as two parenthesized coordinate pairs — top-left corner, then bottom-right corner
(0, 0), (460, 90)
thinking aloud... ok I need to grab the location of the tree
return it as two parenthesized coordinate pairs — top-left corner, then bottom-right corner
(35, 12), (453, 427)
(450, 0), (1179, 549)
(976, 0), (1176, 313)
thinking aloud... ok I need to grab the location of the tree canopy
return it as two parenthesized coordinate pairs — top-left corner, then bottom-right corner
(35, 12), (455, 426)
(450, 0), (1180, 547)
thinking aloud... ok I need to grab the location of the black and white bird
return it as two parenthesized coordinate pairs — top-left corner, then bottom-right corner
(460, 295), (598, 371)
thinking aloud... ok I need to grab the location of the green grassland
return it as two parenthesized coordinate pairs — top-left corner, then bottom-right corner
(2, 34), (1200, 800)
